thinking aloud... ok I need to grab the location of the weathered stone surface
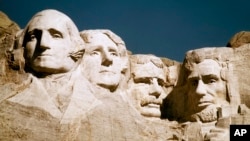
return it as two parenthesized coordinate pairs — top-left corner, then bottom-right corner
(227, 31), (250, 48)
(0, 11), (23, 84)
(0, 11), (20, 41)
(127, 54), (170, 119)
(231, 44), (250, 107)
(163, 45), (250, 140)
(0, 11), (30, 110)
(77, 94), (183, 141)
(2, 9), (250, 141)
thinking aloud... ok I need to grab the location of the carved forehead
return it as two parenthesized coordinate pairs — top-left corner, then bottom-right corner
(130, 54), (164, 67)
(81, 30), (124, 45)
(80, 29), (127, 57)
(84, 32), (116, 46)
(24, 9), (80, 38)
(130, 55), (166, 80)
(197, 59), (220, 68)
(188, 59), (222, 77)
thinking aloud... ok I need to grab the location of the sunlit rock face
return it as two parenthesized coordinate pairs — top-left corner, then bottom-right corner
(127, 54), (169, 119)
(0, 11), (22, 82)
(2, 9), (250, 141)
(227, 31), (250, 48)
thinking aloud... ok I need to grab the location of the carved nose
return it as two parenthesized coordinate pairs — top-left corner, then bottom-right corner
(149, 78), (162, 98)
(101, 51), (112, 66)
(195, 80), (206, 96)
(40, 32), (51, 49)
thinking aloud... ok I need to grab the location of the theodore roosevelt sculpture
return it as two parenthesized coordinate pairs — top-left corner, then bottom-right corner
(127, 54), (168, 119)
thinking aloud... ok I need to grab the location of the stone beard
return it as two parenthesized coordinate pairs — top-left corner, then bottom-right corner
(189, 105), (218, 122)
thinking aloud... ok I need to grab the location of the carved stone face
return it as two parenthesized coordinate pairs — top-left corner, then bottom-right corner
(81, 33), (125, 91)
(186, 59), (228, 121)
(128, 56), (167, 118)
(24, 11), (76, 74)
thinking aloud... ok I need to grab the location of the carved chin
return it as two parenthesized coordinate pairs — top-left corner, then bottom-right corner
(96, 74), (120, 86)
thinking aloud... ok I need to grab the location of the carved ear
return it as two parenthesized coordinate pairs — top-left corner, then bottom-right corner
(220, 62), (228, 81)
(121, 57), (129, 74)
(220, 68), (227, 81)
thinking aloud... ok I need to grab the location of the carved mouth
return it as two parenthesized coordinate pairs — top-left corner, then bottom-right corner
(141, 101), (161, 108)
(146, 103), (160, 108)
(198, 101), (213, 107)
(99, 70), (115, 74)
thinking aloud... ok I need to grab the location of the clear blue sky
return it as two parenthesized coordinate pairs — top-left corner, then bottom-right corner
(1, 0), (250, 62)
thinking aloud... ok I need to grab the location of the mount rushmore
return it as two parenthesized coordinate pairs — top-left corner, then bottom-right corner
(1, 9), (250, 141)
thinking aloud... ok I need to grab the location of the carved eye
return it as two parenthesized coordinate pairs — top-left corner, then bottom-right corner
(157, 79), (165, 87)
(27, 30), (37, 41)
(191, 79), (198, 87)
(134, 77), (152, 84)
(52, 33), (62, 38)
(109, 48), (118, 56)
(90, 51), (99, 56)
(49, 29), (63, 39)
(203, 76), (219, 84)
(209, 79), (216, 83)
(110, 52), (118, 56)
(29, 34), (36, 41)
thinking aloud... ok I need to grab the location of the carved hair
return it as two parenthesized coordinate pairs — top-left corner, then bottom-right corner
(129, 54), (164, 69)
(182, 47), (230, 82)
(80, 29), (127, 58)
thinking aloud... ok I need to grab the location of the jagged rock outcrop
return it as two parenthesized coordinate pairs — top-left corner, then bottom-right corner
(227, 31), (250, 48)
(0, 11), (21, 75)
(0, 11), (29, 104)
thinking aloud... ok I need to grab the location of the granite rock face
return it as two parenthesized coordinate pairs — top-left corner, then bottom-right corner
(1, 9), (250, 141)
(0, 11), (29, 105)
(0, 11), (21, 78)
(227, 31), (250, 48)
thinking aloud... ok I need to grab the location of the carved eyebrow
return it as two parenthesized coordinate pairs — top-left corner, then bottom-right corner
(108, 47), (118, 52)
(187, 75), (199, 80)
(134, 77), (151, 84)
(27, 29), (39, 35)
(202, 74), (219, 80)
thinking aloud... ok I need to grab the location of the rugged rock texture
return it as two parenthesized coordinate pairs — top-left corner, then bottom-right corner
(0, 11), (29, 104)
(227, 31), (250, 48)
(230, 44), (250, 108)
(1, 10), (250, 141)
(0, 11), (20, 75)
